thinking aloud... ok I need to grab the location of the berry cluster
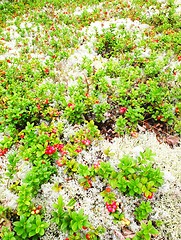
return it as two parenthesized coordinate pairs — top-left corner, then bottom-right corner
(45, 144), (68, 155)
(0, 148), (8, 156)
(31, 205), (42, 215)
(82, 139), (91, 146)
(106, 201), (117, 213)
(45, 145), (56, 155)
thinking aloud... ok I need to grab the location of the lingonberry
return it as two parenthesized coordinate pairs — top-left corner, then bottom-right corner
(105, 187), (111, 192)
(86, 233), (91, 240)
(82, 139), (91, 146)
(56, 158), (64, 167)
(54, 143), (64, 151)
(106, 201), (117, 213)
(157, 115), (163, 121)
(61, 150), (68, 155)
(44, 68), (49, 74)
(45, 145), (56, 155)
(88, 179), (92, 187)
(119, 107), (127, 114)
(75, 146), (82, 153)
(82, 226), (88, 230)
(67, 103), (75, 109)
(144, 192), (153, 199)
(93, 161), (100, 169)
(0, 148), (8, 156)
(44, 99), (49, 104)
(175, 107), (179, 113)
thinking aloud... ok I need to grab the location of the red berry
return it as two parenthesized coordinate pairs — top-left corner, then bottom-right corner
(75, 146), (82, 153)
(82, 226), (88, 230)
(175, 107), (179, 113)
(44, 68), (49, 74)
(105, 187), (111, 192)
(61, 150), (68, 155)
(178, 56), (181, 61)
(56, 159), (64, 167)
(54, 143), (64, 151)
(157, 115), (163, 121)
(88, 179), (92, 187)
(93, 162), (100, 169)
(44, 99), (49, 104)
(119, 107), (127, 114)
(82, 139), (91, 146)
(86, 233), (91, 240)
(67, 103), (75, 109)
(144, 192), (153, 199)
(37, 104), (41, 110)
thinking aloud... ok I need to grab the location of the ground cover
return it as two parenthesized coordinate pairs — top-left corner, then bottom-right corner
(0, 0), (181, 239)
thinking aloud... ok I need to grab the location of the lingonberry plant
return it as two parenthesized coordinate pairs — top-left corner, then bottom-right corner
(0, 0), (180, 239)
(134, 201), (152, 221)
(52, 196), (92, 236)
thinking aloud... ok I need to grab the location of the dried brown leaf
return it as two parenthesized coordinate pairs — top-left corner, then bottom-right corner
(165, 135), (180, 147)
(122, 227), (136, 238)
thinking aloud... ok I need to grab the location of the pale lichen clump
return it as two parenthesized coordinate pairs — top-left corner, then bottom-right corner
(0, 0), (181, 239)
(31, 132), (181, 239)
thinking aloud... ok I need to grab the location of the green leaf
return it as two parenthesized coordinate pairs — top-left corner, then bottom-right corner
(22, 232), (28, 239)
(109, 179), (118, 188)
(67, 198), (76, 207)
(145, 233), (150, 240)
(39, 228), (45, 236)
(37, 144), (44, 150)
(24, 200), (30, 206)
(128, 168), (135, 173)
(15, 227), (24, 235)
(36, 215), (41, 225)
(150, 187), (157, 192)
(43, 222), (49, 228)
(147, 181), (154, 189)
(36, 151), (43, 157)
(150, 228), (159, 235)
(13, 222), (21, 227)
(57, 195), (64, 209)
(36, 227), (40, 234)
(61, 221), (68, 232)
(29, 231), (36, 237)
(141, 177), (148, 184)
(78, 220), (83, 229)
(26, 222), (32, 229)
(72, 222), (78, 232)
